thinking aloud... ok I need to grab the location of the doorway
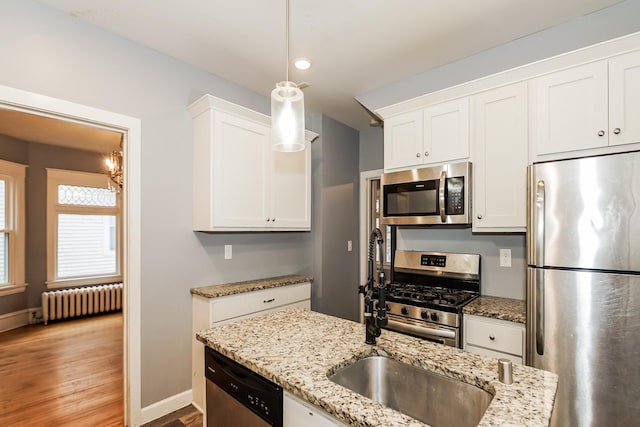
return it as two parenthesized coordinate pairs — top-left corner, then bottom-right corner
(0, 84), (142, 425)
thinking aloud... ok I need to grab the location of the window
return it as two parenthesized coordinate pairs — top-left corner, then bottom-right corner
(0, 159), (27, 296)
(47, 169), (122, 288)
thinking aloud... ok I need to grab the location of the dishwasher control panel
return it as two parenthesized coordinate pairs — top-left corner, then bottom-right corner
(205, 347), (283, 425)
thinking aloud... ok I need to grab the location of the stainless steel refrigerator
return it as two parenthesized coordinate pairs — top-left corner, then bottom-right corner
(527, 150), (640, 427)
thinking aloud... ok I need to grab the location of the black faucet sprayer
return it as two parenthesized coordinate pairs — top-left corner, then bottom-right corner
(358, 228), (387, 345)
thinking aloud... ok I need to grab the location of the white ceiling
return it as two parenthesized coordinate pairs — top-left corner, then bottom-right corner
(25, 0), (624, 133)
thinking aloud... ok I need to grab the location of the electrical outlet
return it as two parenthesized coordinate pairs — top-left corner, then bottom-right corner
(500, 249), (512, 267)
(224, 245), (232, 260)
(347, 240), (353, 252)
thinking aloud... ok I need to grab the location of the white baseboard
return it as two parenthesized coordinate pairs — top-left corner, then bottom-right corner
(140, 389), (193, 424)
(0, 308), (36, 333)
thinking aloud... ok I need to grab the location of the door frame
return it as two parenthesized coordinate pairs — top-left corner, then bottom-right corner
(359, 169), (383, 324)
(0, 84), (142, 426)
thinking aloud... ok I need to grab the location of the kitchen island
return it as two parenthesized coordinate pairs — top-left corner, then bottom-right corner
(196, 308), (557, 427)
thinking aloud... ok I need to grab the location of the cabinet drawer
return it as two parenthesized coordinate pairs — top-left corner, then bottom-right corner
(210, 282), (311, 323)
(464, 315), (523, 356)
(465, 344), (523, 365)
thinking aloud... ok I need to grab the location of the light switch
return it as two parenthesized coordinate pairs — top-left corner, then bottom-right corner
(224, 245), (232, 260)
(347, 240), (353, 252)
(500, 249), (511, 267)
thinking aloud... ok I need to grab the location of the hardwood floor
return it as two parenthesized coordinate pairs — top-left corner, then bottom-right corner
(141, 405), (202, 427)
(0, 313), (124, 426)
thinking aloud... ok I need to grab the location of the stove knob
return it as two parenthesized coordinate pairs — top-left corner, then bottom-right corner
(401, 307), (409, 315)
(421, 311), (428, 319)
(430, 313), (439, 322)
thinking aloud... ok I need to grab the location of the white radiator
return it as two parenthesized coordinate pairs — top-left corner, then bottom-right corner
(41, 283), (123, 325)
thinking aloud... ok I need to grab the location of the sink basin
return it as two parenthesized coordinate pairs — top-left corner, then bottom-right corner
(328, 356), (493, 427)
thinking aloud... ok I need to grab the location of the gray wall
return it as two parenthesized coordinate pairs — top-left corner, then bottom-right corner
(397, 229), (526, 300)
(0, 0), (316, 407)
(357, 0), (640, 112)
(0, 136), (106, 315)
(311, 115), (360, 322)
(358, 126), (383, 172)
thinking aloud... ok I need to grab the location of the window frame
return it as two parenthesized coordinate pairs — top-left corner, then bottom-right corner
(0, 159), (27, 296)
(46, 168), (122, 289)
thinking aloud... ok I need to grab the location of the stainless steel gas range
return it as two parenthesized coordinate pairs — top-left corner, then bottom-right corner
(384, 250), (481, 348)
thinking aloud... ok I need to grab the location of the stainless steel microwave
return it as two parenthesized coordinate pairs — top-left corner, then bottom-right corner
(381, 162), (472, 226)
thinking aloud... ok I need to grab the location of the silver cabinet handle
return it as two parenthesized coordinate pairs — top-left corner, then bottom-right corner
(598, 130), (605, 136)
(266, 218), (271, 222)
(416, 152), (421, 158)
(263, 298), (275, 303)
(489, 335), (495, 341)
(271, 218), (276, 222)
(439, 170), (447, 223)
(424, 151), (429, 157)
(613, 127), (621, 134)
(477, 214), (483, 220)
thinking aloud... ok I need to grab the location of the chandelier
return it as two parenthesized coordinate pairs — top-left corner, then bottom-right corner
(105, 137), (123, 191)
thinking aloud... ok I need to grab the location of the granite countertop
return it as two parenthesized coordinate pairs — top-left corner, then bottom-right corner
(463, 296), (527, 324)
(197, 308), (556, 427)
(190, 274), (313, 299)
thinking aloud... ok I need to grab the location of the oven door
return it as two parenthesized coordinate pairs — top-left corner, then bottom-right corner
(385, 315), (459, 347)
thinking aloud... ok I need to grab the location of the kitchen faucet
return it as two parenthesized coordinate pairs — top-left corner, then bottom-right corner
(359, 228), (387, 345)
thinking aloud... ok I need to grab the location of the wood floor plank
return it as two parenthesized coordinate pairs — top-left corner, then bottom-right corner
(0, 313), (124, 426)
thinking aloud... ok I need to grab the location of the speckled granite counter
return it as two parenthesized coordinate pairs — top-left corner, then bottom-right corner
(463, 296), (527, 324)
(190, 274), (312, 299)
(197, 308), (556, 427)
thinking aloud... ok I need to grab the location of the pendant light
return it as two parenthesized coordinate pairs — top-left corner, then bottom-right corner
(271, 0), (305, 152)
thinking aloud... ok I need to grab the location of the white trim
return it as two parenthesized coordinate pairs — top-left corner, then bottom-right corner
(0, 84), (143, 427)
(359, 169), (383, 325)
(0, 308), (30, 332)
(140, 389), (193, 425)
(0, 159), (27, 290)
(0, 282), (27, 296)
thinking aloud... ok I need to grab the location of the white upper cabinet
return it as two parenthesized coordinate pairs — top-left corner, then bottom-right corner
(189, 95), (315, 231)
(472, 83), (528, 232)
(609, 50), (640, 146)
(383, 110), (423, 170)
(532, 50), (640, 160)
(383, 98), (469, 171)
(423, 98), (470, 164)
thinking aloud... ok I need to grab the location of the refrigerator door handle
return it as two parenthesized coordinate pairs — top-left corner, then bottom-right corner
(535, 180), (545, 265)
(439, 170), (447, 223)
(535, 268), (545, 356)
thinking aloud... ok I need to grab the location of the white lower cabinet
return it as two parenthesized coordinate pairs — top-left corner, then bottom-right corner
(463, 314), (525, 365)
(284, 391), (346, 427)
(192, 282), (311, 412)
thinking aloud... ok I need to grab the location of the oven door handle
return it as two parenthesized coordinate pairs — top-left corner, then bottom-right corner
(387, 319), (456, 339)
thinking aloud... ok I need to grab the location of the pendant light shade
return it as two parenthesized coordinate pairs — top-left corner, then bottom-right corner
(271, 81), (305, 152)
(271, 0), (306, 152)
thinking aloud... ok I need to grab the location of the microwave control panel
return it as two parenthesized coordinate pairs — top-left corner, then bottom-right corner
(446, 177), (464, 215)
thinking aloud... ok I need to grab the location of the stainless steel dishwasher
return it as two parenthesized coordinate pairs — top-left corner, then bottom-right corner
(205, 346), (283, 427)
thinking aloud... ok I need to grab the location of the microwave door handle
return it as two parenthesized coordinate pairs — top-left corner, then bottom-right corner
(439, 170), (446, 222)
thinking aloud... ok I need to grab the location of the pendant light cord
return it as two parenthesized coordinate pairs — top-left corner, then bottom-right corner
(285, 0), (290, 83)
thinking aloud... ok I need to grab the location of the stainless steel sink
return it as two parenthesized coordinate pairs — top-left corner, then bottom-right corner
(328, 356), (493, 427)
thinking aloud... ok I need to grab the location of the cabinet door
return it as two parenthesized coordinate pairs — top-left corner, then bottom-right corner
(423, 98), (469, 164)
(284, 392), (344, 427)
(270, 142), (311, 229)
(383, 110), (423, 170)
(212, 111), (270, 228)
(533, 61), (608, 156)
(472, 83), (528, 232)
(609, 50), (640, 147)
